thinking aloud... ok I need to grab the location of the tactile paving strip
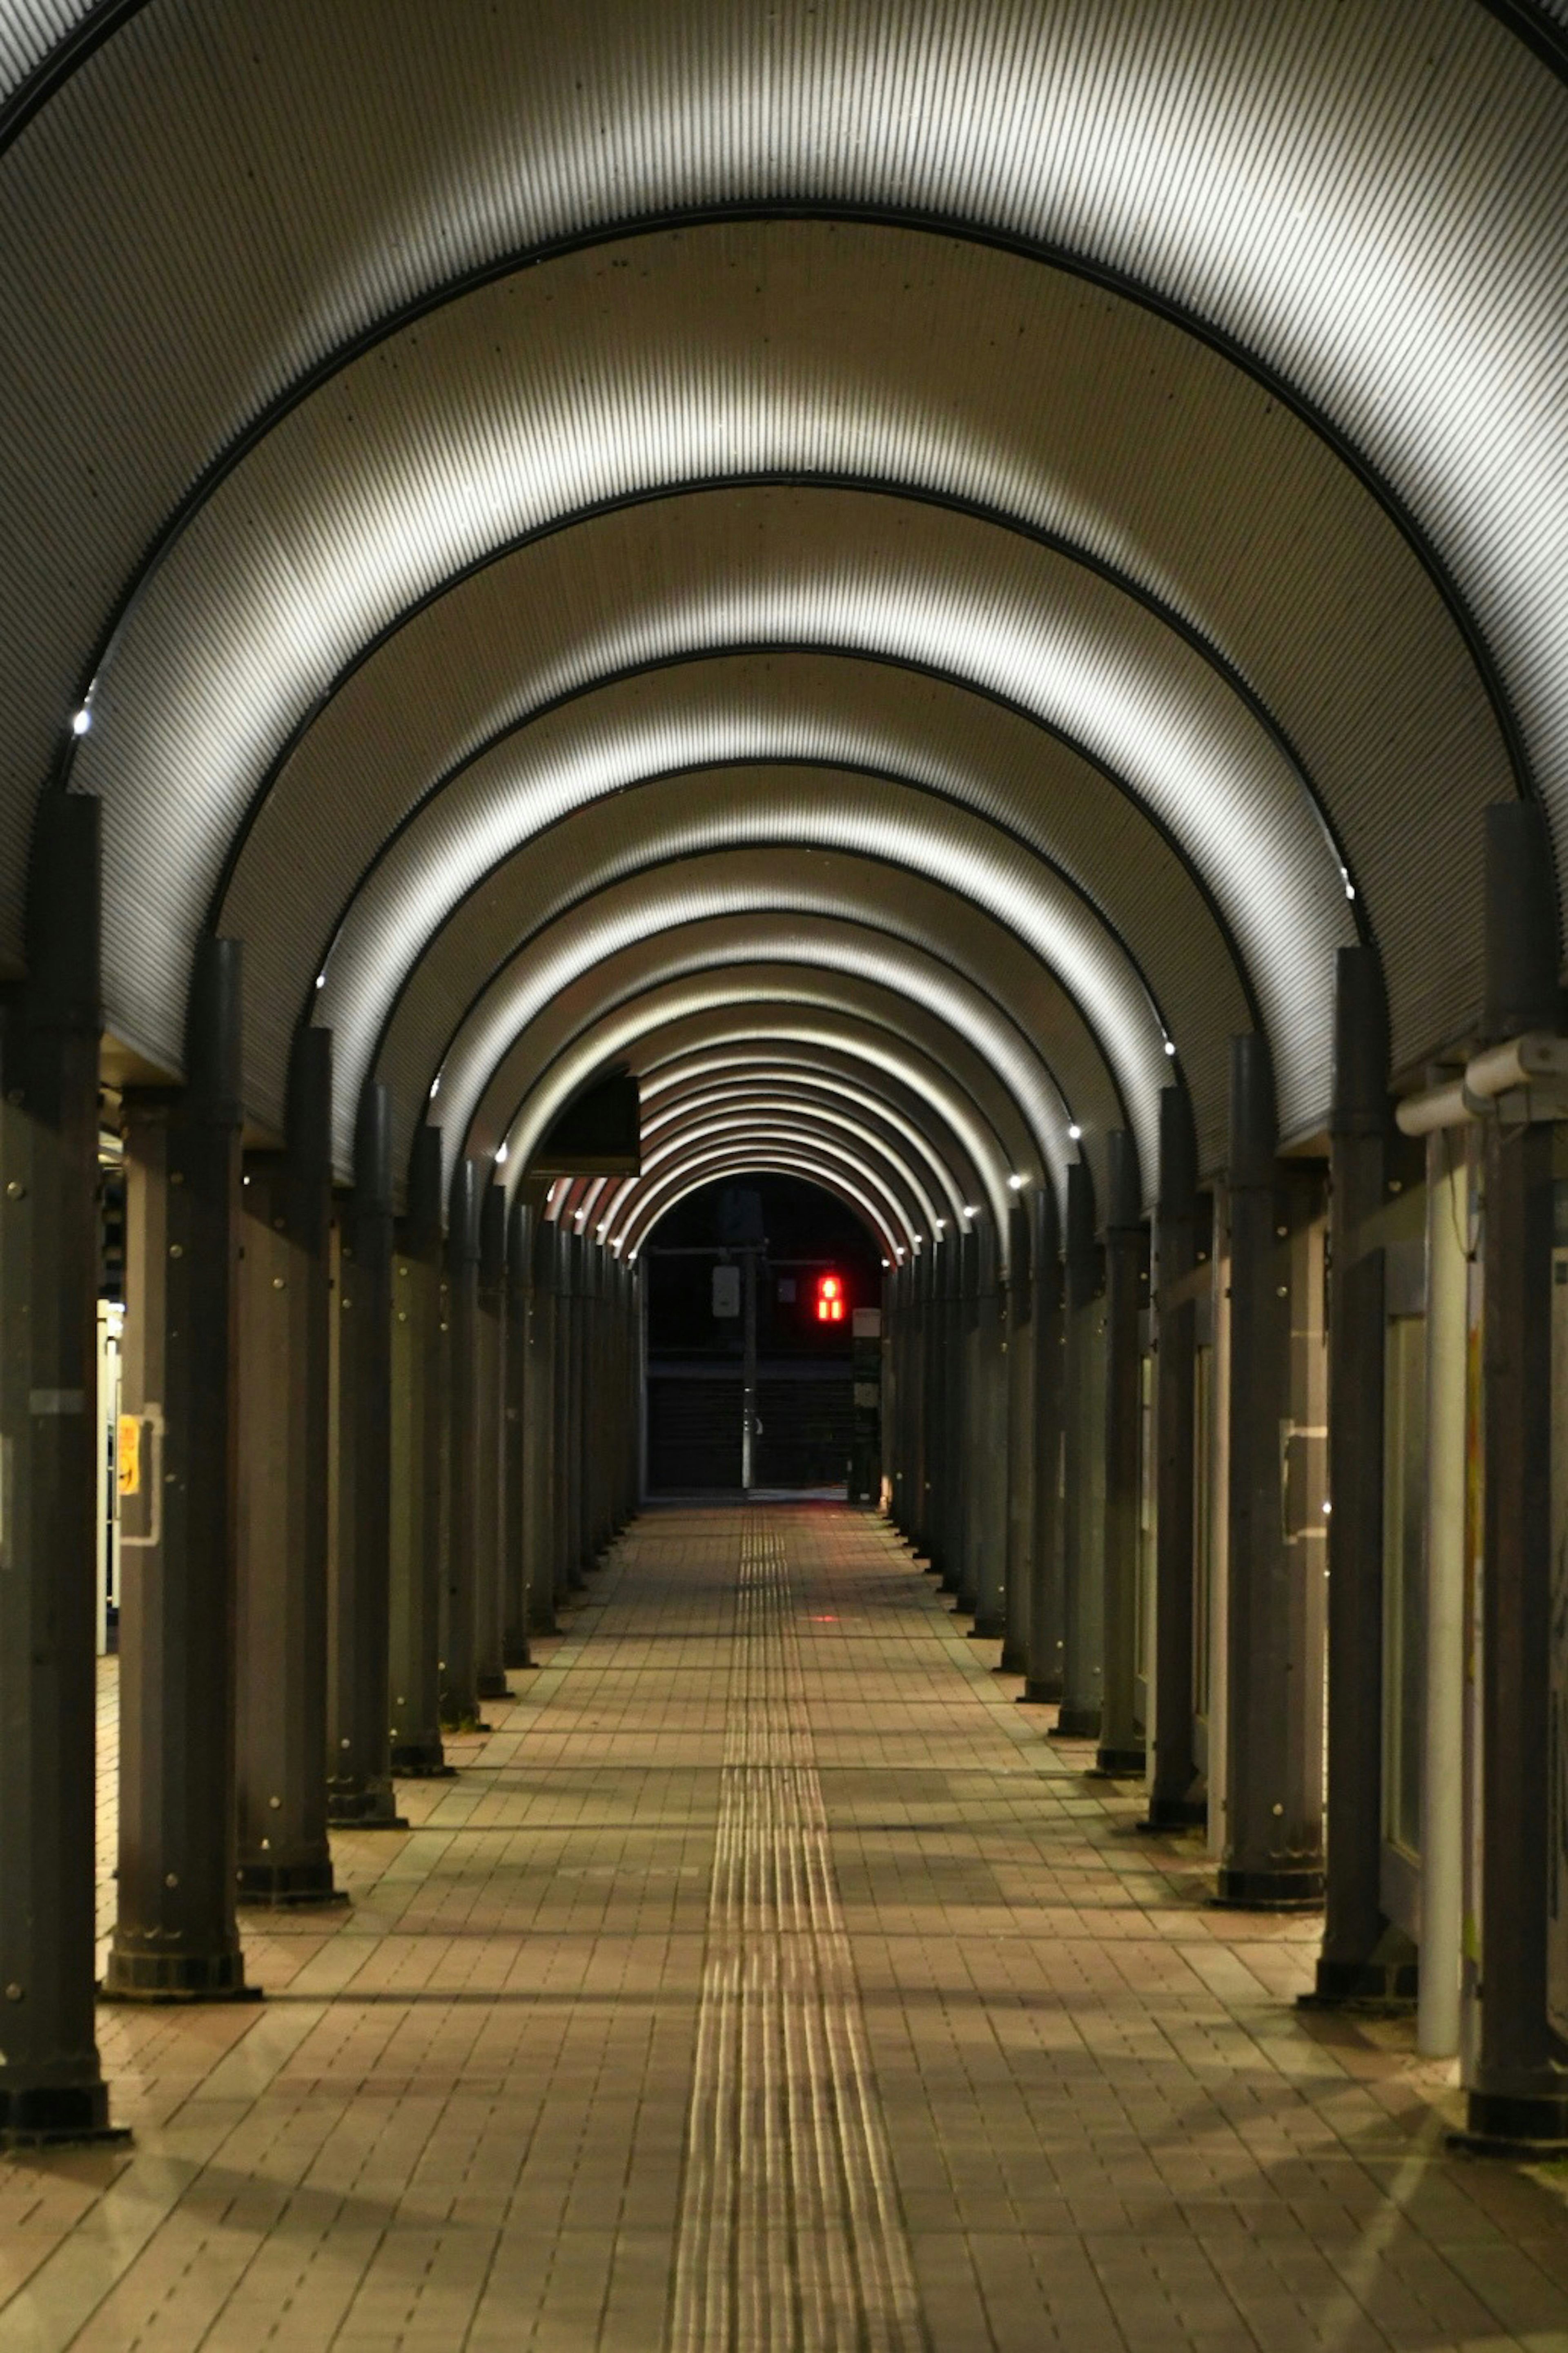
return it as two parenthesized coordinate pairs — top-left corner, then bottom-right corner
(668, 1512), (924, 2352)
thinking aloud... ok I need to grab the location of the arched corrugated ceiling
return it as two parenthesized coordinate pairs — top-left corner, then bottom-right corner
(435, 896), (1092, 1208)
(630, 1104), (939, 1237)
(380, 817), (1160, 1192)
(637, 1077), (969, 1231)
(2, 0), (1563, 1219)
(619, 1153), (902, 1267)
(635, 1044), (996, 1225)
(486, 979), (1034, 1235)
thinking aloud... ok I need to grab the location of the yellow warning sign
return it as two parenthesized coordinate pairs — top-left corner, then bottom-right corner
(116, 1414), (140, 1498)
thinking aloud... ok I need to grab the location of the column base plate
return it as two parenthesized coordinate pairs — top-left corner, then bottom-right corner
(1449, 2087), (1568, 2157)
(0, 2083), (130, 2149)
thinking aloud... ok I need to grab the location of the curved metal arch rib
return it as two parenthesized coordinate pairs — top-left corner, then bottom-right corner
(383, 833), (1149, 1202)
(634, 1038), (998, 1226)
(608, 1119), (922, 1260)
(326, 756), (1178, 1170)
(116, 478), (1350, 1140)
(619, 1148), (903, 1268)
(636, 1074), (969, 1231)
(1, 5), (1555, 1070)
(439, 908), (1083, 1211)
(624, 1106), (937, 1246)
(483, 980), (1031, 1238)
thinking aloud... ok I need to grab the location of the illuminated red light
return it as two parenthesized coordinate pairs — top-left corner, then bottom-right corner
(815, 1272), (846, 1322)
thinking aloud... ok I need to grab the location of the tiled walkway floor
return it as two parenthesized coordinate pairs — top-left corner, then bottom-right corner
(4, 1503), (1568, 2350)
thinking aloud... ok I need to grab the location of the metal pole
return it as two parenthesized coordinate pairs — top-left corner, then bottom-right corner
(1313, 946), (1415, 1999)
(475, 1180), (510, 1700)
(0, 796), (125, 2135)
(235, 1025), (342, 1905)
(441, 1158), (483, 1730)
(1022, 1176), (1065, 1704)
(1098, 1130), (1146, 1776)
(502, 1194), (533, 1671)
(107, 933), (256, 1999)
(1000, 1202), (1035, 1674)
(1219, 1033), (1325, 1908)
(388, 1123), (450, 1776)
(1144, 1085), (1205, 1827)
(1456, 801), (1568, 2150)
(1057, 1161), (1104, 1739)
(326, 1081), (403, 1828)
(1418, 1125), (1467, 2055)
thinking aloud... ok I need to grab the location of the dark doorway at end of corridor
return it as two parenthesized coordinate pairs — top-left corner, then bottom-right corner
(644, 1175), (883, 1495)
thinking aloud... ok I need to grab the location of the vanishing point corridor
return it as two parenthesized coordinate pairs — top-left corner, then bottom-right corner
(4, 1504), (1564, 2353)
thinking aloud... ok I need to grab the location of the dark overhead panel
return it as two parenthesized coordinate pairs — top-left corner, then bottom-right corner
(532, 1069), (641, 1177)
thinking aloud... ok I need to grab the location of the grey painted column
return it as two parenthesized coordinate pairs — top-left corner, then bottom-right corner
(0, 797), (123, 2136)
(1098, 1130), (1147, 1777)
(107, 934), (255, 2001)
(1144, 1084), (1206, 1828)
(235, 1026), (341, 1905)
(1022, 1178), (1065, 1705)
(936, 1239), (968, 1597)
(1057, 1161), (1105, 1740)
(388, 1124), (449, 1776)
(441, 1159), (483, 1731)
(1219, 1034), (1325, 1908)
(326, 1081), (403, 1828)
(527, 1208), (564, 1629)
(553, 1226), (582, 1592)
(968, 1217), (1009, 1638)
(1459, 802), (1568, 2150)
(1000, 1202), (1035, 1673)
(1312, 947), (1416, 2001)
(475, 1180), (510, 1702)
(501, 1199), (532, 1668)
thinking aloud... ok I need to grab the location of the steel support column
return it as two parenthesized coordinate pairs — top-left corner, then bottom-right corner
(388, 1125), (449, 1776)
(1000, 1201), (1035, 1675)
(1312, 947), (1415, 2001)
(0, 796), (125, 2132)
(1459, 801), (1568, 2151)
(474, 1180), (510, 1702)
(107, 934), (255, 2001)
(1219, 1034), (1325, 1908)
(526, 1209), (564, 1629)
(441, 1159), (483, 1731)
(503, 1205), (534, 1666)
(236, 1026), (341, 1905)
(1144, 1085), (1206, 1828)
(1098, 1130), (1147, 1776)
(1057, 1161), (1104, 1740)
(326, 1081), (403, 1828)
(967, 1220), (1008, 1637)
(1022, 1179), (1065, 1705)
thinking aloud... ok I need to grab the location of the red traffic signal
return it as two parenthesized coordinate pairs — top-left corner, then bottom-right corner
(815, 1272), (846, 1323)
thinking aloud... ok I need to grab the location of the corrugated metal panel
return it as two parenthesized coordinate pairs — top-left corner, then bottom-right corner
(629, 1114), (926, 1250)
(91, 217), (1426, 1135)
(306, 650), (1239, 1183)
(640, 1048), (993, 1221)
(640, 1077), (965, 1229)
(0, 5), (1552, 1060)
(220, 483), (1308, 1143)
(0, 1), (94, 105)
(436, 894), (1087, 1206)
(487, 950), (1039, 1212)
(363, 766), (1163, 1199)
(504, 994), (1025, 1238)
(621, 1150), (904, 1264)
